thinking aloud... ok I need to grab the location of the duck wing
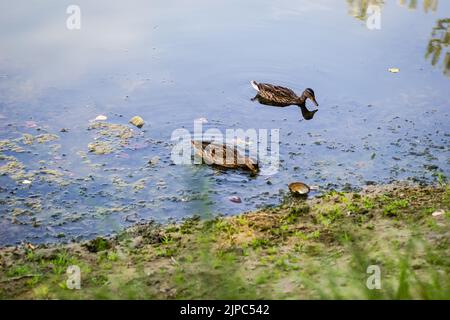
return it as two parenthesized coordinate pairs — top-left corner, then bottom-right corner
(192, 141), (236, 167)
(192, 141), (258, 173)
(257, 83), (297, 101)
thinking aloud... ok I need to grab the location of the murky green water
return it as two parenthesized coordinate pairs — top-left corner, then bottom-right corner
(0, 0), (449, 245)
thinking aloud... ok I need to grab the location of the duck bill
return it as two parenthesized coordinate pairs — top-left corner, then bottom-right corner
(311, 97), (319, 106)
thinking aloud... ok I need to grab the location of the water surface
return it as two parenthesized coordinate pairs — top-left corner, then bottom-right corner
(0, 0), (449, 244)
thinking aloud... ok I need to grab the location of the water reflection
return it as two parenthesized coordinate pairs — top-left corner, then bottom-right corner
(398, 0), (438, 12)
(346, 0), (384, 21)
(346, 0), (439, 19)
(251, 95), (318, 120)
(299, 105), (318, 120)
(426, 18), (450, 77)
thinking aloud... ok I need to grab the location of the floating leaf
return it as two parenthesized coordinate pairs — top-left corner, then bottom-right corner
(388, 68), (400, 73)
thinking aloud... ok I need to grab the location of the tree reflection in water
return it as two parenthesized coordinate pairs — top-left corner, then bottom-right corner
(398, 0), (438, 12)
(346, 0), (448, 77)
(426, 18), (450, 77)
(346, 0), (384, 21)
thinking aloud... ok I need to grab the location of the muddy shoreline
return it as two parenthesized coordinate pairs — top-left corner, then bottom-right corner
(1, 182), (448, 299)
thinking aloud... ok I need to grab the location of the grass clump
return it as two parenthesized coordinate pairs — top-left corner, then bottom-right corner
(383, 199), (409, 216)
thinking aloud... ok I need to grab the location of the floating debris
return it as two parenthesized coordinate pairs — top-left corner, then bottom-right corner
(388, 68), (400, 73)
(25, 121), (38, 128)
(22, 180), (32, 185)
(129, 116), (145, 128)
(288, 182), (310, 195)
(148, 156), (160, 166)
(228, 196), (242, 203)
(93, 115), (108, 122)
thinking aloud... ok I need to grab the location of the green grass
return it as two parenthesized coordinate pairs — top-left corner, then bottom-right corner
(49, 251), (79, 275)
(6, 265), (34, 277)
(383, 199), (409, 216)
(317, 205), (344, 226)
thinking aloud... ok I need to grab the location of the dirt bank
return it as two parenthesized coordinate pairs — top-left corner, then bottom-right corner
(1, 182), (449, 299)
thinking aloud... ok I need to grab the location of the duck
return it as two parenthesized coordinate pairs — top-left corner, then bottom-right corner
(250, 80), (318, 107)
(191, 140), (259, 174)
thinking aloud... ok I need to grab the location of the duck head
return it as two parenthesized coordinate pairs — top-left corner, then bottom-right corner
(301, 88), (319, 107)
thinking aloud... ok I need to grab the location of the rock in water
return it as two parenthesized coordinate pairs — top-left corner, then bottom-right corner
(93, 115), (108, 121)
(288, 182), (310, 195)
(228, 196), (242, 203)
(129, 116), (145, 128)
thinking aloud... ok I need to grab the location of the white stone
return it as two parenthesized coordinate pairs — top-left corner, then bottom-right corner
(432, 209), (445, 217)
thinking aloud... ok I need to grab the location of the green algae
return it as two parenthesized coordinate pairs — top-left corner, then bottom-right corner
(95, 206), (128, 216)
(21, 134), (34, 145)
(0, 158), (27, 180)
(88, 141), (114, 155)
(35, 134), (59, 144)
(20, 133), (59, 145)
(87, 122), (134, 155)
(89, 122), (134, 141)
(0, 139), (25, 153)
(132, 178), (147, 192)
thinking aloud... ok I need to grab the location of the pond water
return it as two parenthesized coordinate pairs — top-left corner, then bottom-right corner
(0, 0), (449, 245)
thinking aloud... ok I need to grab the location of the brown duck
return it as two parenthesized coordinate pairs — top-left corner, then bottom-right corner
(191, 140), (259, 174)
(251, 80), (318, 107)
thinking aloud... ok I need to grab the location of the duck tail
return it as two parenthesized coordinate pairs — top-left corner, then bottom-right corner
(250, 80), (260, 92)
